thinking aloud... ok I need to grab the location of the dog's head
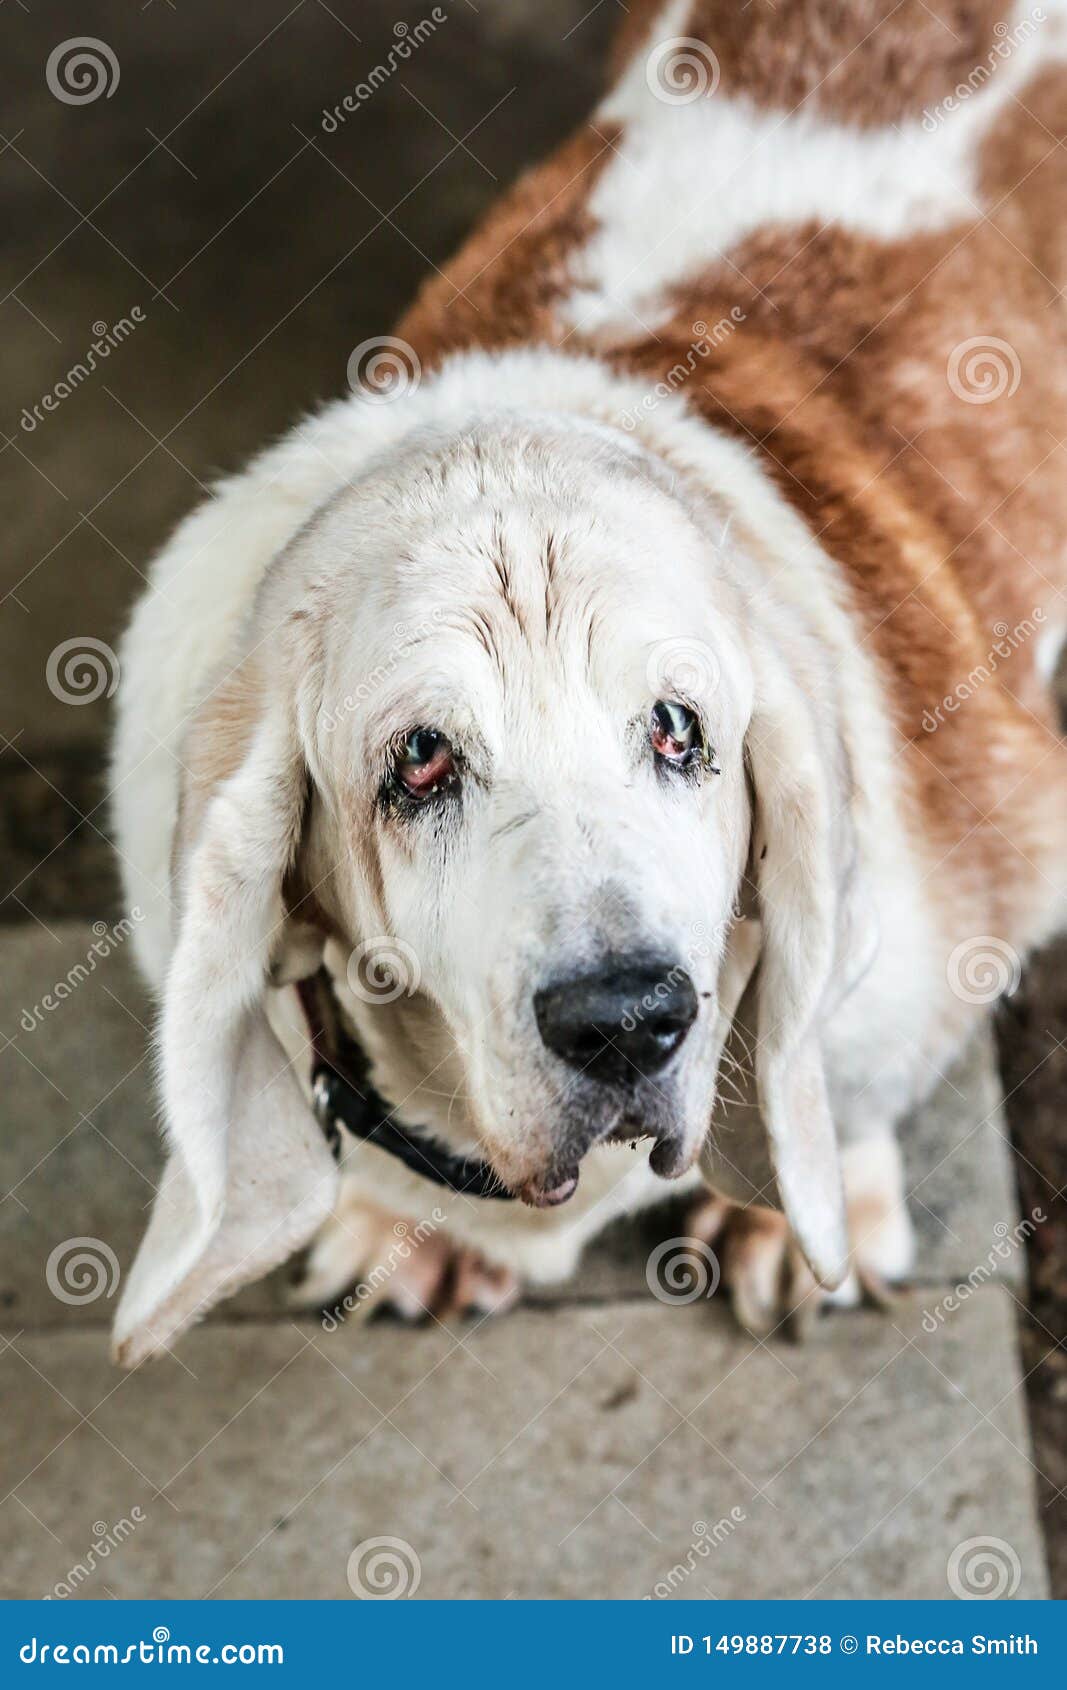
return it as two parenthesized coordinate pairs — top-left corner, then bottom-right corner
(114, 416), (851, 1362)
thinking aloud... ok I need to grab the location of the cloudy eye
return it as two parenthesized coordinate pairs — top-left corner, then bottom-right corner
(650, 701), (719, 776)
(393, 727), (457, 799)
(651, 700), (700, 763)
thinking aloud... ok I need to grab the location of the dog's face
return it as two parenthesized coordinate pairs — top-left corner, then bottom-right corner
(297, 425), (754, 1202)
(141, 410), (851, 1372)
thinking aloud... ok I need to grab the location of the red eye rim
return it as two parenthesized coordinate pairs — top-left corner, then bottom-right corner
(650, 699), (698, 762)
(650, 701), (719, 775)
(393, 728), (457, 798)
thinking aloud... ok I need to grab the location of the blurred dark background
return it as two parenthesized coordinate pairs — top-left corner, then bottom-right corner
(0, 0), (614, 915)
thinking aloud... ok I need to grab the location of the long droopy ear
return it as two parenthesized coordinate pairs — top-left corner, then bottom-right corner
(703, 651), (850, 1289)
(112, 659), (338, 1366)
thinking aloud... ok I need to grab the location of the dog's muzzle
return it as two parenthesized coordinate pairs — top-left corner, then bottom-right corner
(533, 959), (698, 1083)
(520, 958), (700, 1205)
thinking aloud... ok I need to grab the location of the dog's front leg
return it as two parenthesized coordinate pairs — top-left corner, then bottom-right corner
(291, 1178), (519, 1323)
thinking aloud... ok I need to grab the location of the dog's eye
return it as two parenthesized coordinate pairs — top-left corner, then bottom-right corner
(394, 728), (457, 798)
(650, 700), (699, 763)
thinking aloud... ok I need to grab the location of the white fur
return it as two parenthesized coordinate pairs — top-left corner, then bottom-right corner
(560, 0), (1067, 338)
(109, 346), (999, 1358)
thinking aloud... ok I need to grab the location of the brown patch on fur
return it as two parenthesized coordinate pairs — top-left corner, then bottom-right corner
(615, 0), (1007, 127)
(395, 123), (617, 365)
(979, 63), (1067, 287)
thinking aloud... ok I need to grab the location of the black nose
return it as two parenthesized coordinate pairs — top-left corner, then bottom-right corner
(533, 961), (699, 1084)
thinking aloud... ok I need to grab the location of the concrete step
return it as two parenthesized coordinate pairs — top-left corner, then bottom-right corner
(0, 1290), (1047, 1600)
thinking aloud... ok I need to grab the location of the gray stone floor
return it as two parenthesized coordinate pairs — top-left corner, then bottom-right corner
(0, 0), (1058, 1601)
(0, 1294), (1048, 1602)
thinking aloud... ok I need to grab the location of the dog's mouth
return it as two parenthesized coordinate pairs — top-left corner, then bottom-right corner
(519, 1171), (582, 1208)
(516, 1108), (691, 1208)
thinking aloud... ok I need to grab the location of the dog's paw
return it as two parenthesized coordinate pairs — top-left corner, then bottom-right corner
(687, 1134), (915, 1339)
(290, 1194), (519, 1323)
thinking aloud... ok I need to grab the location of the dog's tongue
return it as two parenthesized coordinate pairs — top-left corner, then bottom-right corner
(520, 1170), (579, 1208)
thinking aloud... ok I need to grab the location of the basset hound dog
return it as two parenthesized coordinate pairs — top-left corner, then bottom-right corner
(111, 0), (1067, 1364)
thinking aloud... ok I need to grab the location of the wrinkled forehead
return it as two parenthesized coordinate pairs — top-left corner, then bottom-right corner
(300, 428), (749, 760)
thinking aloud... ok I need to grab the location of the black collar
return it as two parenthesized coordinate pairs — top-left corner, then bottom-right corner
(296, 973), (514, 1202)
